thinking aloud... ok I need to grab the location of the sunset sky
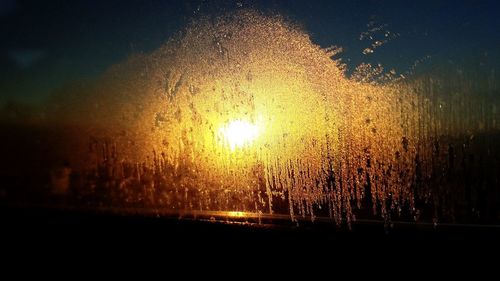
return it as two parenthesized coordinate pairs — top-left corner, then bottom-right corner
(1, 0), (498, 104)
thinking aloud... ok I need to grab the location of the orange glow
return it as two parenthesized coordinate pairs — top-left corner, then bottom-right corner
(57, 10), (425, 224)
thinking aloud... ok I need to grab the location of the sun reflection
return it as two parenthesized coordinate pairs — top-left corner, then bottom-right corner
(218, 119), (260, 150)
(226, 211), (246, 218)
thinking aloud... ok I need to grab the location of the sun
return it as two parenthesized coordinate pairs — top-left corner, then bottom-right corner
(219, 119), (260, 151)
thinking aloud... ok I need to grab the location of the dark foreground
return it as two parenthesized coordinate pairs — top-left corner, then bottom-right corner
(2, 205), (500, 259)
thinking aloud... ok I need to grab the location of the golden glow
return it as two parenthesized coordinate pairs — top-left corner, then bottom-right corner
(226, 211), (246, 218)
(218, 119), (259, 150)
(72, 10), (422, 224)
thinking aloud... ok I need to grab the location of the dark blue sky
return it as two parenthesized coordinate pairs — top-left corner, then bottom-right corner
(1, 0), (499, 104)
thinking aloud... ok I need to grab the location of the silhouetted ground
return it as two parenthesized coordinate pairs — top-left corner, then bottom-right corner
(1, 205), (499, 258)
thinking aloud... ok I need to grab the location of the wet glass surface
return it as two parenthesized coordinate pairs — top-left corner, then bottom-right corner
(1, 0), (499, 229)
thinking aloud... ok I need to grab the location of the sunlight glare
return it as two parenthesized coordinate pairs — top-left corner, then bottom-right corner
(219, 120), (260, 150)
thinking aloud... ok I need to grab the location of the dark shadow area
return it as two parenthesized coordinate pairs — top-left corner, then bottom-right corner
(2, 205), (499, 258)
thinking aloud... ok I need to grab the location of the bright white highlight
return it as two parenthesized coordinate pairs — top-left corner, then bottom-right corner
(219, 120), (259, 150)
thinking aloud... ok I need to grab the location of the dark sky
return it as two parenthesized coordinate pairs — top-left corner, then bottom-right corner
(1, 0), (499, 104)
